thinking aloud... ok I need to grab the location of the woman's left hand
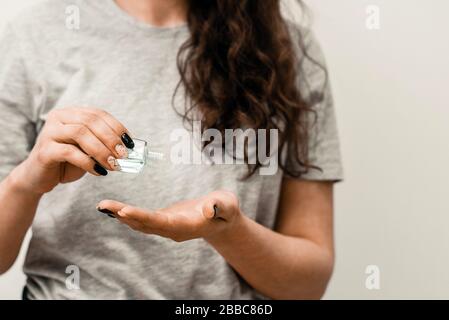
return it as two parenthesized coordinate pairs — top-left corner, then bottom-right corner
(96, 190), (241, 242)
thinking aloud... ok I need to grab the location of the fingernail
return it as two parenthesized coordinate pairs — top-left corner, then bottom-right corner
(94, 163), (108, 176)
(213, 205), (219, 219)
(115, 144), (128, 158)
(97, 207), (116, 219)
(107, 156), (120, 170)
(121, 133), (134, 149)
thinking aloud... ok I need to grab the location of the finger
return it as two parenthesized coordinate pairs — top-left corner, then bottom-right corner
(117, 217), (148, 232)
(49, 123), (119, 171)
(85, 108), (134, 149)
(202, 191), (238, 221)
(47, 142), (105, 177)
(96, 200), (128, 214)
(51, 108), (129, 158)
(118, 206), (169, 230)
(201, 198), (229, 221)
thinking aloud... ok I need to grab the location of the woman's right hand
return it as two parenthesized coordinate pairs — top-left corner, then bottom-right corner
(12, 107), (134, 195)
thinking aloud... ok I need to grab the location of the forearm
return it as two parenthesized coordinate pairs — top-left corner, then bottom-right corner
(206, 214), (334, 300)
(0, 164), (42, 274)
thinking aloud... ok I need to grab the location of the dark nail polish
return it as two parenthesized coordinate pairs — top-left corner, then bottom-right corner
(213, 205), (219, 219)
(98, 208), (113, 214)
(94, 163), (108, 176)
(121, 133), (135, 149)
(97, 208), (116, 219)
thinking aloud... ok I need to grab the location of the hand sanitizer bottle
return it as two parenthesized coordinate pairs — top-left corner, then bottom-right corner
(116, 139), (164, 173)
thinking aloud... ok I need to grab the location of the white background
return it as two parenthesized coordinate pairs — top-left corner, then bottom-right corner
(1, 0), (449, 299)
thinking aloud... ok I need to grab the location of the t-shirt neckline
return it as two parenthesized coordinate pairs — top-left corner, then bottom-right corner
(103, 0), (189, 35)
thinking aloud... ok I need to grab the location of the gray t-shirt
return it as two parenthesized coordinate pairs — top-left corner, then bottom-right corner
(0, 0), (343, 299)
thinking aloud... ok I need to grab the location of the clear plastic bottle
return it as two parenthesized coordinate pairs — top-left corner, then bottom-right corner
(116, 139), (164, 173)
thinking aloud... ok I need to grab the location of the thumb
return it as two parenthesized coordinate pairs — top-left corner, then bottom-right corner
(201, 190), (239, 221)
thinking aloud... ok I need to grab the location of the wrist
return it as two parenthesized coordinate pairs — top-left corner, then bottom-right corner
(6, 161), (46, 197)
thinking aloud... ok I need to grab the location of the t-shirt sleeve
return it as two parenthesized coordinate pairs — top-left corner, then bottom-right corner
(284, 26), (344, 181)
(0, 23), (38, 182)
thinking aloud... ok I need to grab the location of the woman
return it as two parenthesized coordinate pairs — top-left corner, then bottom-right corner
(0, 0), (343, 299)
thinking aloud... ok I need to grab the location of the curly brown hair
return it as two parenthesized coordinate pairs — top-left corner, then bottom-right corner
(174, 0), (326, 178)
